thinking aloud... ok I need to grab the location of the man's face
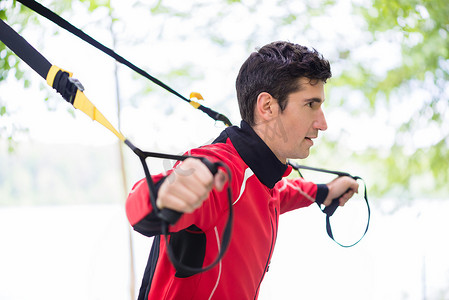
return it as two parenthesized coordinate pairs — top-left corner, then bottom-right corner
(272, 77), (328, 162)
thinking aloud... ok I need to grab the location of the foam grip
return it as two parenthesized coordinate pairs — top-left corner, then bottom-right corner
(157, 157), (219, 224)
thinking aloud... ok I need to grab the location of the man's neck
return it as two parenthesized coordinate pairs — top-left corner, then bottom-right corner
(251, 121), (287, 164)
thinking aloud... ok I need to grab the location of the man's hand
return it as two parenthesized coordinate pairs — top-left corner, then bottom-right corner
(156, 158), (227, 214)
(323, 176), (359, 207)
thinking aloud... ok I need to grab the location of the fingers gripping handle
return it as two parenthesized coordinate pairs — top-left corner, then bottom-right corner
(322, 196), (341, 217)
(157, 157), (219, 224)
(322, 184), (354, 217)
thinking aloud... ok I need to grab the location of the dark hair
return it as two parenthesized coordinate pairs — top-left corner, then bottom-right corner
(236, 41), (332, 125)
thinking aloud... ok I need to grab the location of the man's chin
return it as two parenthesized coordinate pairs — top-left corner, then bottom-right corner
(298, 153), (309, 159)
(290, 151), (310, 160)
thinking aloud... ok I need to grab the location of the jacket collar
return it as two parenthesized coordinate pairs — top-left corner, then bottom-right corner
(223, 120), (290, 188)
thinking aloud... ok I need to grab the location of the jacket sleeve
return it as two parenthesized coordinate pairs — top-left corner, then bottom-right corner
(125, 173), (167, 237)
(125, 147), (239, 237)
(276, 177), (329, 214)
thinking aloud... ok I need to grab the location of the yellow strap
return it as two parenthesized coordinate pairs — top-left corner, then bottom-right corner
(189, 101), (201, 109)
(73, 90), (126, 142)
(46, 65), (73, 87)
(45, 65), (125, 142)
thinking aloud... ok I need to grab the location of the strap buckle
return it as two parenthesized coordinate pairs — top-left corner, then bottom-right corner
(68, 77), (85, 92)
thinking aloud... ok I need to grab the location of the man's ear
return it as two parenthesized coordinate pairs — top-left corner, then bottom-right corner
(254, 92), (278, 123)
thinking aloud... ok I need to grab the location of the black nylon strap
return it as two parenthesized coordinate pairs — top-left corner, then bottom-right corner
(16, 0), (233, 126)
(0, 18), (51, 79)
(289, 161), (370, 247)
(197, 104), (233, 127)
(16, 0), (186, 101)
(292, 164), (353, 178)
(0, 19), (83, 106)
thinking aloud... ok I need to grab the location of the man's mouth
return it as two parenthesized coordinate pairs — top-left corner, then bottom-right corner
(305, 136), (316, 145)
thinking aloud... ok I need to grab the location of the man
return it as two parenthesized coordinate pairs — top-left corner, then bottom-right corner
(126, 41), (359, 300)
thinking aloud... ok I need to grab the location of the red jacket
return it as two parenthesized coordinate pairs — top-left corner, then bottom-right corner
(126, 121), (328, 300)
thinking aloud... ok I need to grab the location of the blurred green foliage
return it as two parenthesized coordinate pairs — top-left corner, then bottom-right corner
(344, 0), (449, 197)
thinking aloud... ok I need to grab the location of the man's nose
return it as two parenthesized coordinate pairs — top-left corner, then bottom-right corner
(314, 109), (328, 131)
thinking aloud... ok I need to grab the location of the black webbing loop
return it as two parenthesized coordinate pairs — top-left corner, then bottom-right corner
(325, 177), (370, 248)
(124, 139), (234, 275)
(288, 161), (370, 247)
(16, 0), (233, 126)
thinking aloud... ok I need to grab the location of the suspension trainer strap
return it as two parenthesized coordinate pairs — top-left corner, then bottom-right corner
(0, 18), (233, 274)
(0, 18), (51, 78)
(15, 0), (233, 126)
(289, 161), (370, 247)
(0, 18), (126, 141)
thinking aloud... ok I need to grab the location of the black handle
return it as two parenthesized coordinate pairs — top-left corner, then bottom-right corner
(322, 186), (353, 217)
(157, 157), (219, 224)
(322, 197), (340, 217)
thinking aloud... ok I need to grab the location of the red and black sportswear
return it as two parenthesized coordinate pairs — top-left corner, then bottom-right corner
(126, 120), (328, 300)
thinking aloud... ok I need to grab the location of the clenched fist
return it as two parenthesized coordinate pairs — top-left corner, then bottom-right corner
(156, 158), (227, 213)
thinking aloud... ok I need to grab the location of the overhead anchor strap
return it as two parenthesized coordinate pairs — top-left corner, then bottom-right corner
(16, 0), (233, 127)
